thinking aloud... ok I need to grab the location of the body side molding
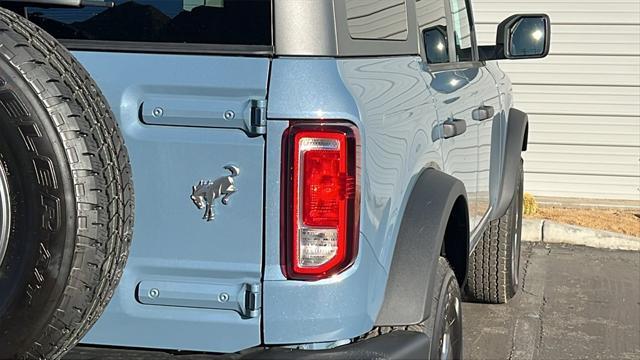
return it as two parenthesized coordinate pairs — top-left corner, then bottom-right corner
(375, 168), (467, 326)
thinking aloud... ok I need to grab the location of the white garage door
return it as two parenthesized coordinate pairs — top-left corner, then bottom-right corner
(472, 0), (640, 202)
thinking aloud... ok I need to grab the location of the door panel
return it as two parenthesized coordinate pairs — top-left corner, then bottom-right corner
(425, 65), (498, 229)
(427, 66), (484, 230)
(74, 52), (268, 353)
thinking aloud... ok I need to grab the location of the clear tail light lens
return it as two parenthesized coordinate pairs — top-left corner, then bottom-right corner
(282, 123), (360, 280)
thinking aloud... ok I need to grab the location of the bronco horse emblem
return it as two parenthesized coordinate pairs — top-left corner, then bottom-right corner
(190, 165), (239, 222)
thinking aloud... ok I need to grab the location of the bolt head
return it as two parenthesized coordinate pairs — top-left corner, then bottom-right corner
(223, 110), (235, 120)
(149, 288), (160, 299)
(218, 292), (229, 303)
(152, 107), (164, 118)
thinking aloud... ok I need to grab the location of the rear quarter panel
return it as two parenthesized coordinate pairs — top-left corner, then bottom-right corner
(263, 57), (443, 344)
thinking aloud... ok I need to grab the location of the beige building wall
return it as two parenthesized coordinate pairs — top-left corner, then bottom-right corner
(472, 0), (640, 202)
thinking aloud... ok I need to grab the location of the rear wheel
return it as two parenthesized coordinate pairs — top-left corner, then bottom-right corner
(426, 257), (463, 359)
(0, 8), (133, 359)
(365, 257), (463, 359)
(465, 160), (524, 303)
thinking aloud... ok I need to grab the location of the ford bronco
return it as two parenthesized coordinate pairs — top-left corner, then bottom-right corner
(0, 1), (549, 359)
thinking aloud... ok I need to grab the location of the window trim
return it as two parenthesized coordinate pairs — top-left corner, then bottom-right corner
(427, 59), (483, 72)
(443, 0), (457, 63)
(465, 0), (480, 61)
(59, 39), (274, 56)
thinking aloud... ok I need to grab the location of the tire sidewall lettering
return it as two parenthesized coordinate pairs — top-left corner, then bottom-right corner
(1, 88), (62, 305)
(0, 10), (133, 358)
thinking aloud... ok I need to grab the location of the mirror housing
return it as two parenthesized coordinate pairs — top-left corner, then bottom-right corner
(479, 14), (550, 61)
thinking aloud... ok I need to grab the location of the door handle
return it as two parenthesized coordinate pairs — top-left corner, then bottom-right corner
(472, 105), (495, 121)
(443, 118), (467, 138)
(432, 118), (467, 141)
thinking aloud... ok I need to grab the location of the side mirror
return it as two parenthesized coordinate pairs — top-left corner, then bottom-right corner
(423, 25), (450, 64)
(480, 14), (550, 61)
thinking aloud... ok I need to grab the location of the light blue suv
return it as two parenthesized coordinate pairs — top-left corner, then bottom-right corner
(0, 1), (549, 359)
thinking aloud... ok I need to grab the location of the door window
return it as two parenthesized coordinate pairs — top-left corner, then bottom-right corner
(449, 0), (474, 61)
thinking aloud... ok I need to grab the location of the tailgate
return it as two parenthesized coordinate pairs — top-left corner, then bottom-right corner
(75, 53), (268, 352)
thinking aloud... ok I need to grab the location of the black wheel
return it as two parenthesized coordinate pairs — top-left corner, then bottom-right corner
(364, 257), (463, 360)
(0, 8), (134, 360)
(424, 257), (463, 360)
(465, 160), (524, 303)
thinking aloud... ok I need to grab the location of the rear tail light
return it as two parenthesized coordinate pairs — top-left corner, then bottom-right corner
(282, 122), (360, 280)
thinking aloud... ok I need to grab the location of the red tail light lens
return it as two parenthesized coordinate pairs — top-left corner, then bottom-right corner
(282, 123), (360, 280)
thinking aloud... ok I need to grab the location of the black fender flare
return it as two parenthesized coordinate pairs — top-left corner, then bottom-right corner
(375, 168), (467, 326)
(492, 108), (528, 219)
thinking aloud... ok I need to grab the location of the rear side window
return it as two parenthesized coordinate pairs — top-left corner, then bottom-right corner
(19, 0), (271, 46)
(346, 0), (408, 41)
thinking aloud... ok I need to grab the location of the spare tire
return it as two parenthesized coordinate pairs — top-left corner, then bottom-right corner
(0, 8), (134, 360)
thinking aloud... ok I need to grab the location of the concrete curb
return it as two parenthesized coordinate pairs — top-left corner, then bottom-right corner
(522, 219), (640, 251)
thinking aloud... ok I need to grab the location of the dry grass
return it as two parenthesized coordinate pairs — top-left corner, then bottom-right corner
(525, 206), (640, 238)
(523, 193), (538, 215)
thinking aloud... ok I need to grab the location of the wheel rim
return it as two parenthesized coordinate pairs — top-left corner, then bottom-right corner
(0, 163), (10, 266)
(439, 290), (462, 360)
(441, 331), (452, 360)
(511, 176), (523, 288)
(511, 209), (521, 287)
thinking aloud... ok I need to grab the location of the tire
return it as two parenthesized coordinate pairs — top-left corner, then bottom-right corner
(363, 257), (463, 360)
(465, 160), (523, 304)
(0, 8), (134, 360)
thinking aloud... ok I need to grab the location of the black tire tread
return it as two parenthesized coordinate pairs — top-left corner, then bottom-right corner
(0, 8), (133, 359)
(466, 212), (513, 303)
(465, 164), (522, 304)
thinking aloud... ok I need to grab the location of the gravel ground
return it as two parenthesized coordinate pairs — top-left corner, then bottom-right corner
(525, 207), (640, 237)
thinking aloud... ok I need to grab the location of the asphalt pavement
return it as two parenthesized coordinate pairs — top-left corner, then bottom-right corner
(463, 243), (640, 360)
(66, 243), (640, 360)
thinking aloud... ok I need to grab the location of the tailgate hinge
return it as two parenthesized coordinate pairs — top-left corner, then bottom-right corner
(242, 283), (261, 318)
(249, 99), (267, 136)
